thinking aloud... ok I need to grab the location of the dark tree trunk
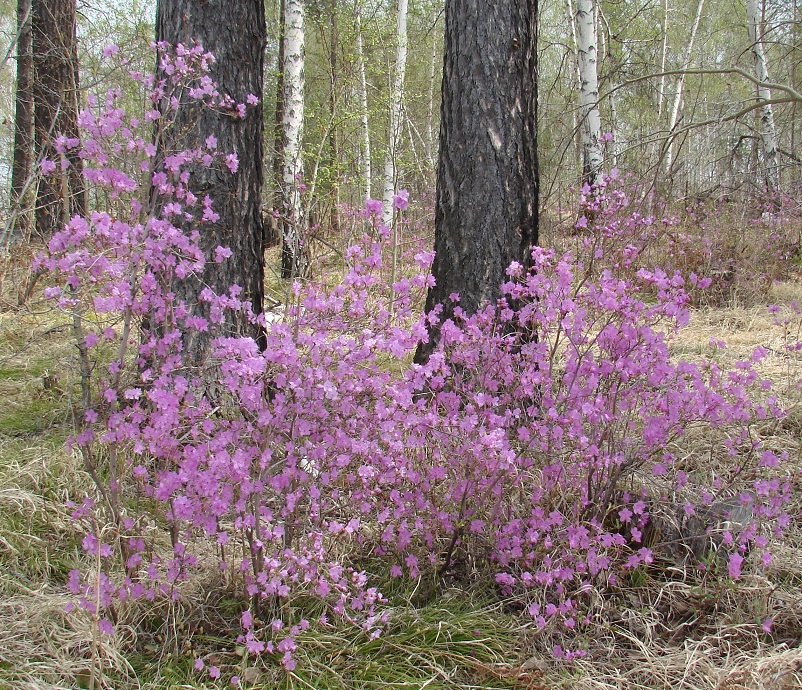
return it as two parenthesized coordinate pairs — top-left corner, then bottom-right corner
(416, 0), (539, 364)
(155, 0), (267, 363)
(32, 0), (85, 239)
(9, 0), (33, 243)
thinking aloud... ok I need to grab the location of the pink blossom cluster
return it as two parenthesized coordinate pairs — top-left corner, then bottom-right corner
(39, 46), (794, 678)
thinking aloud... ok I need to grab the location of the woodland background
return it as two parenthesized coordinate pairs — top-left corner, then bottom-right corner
(0, 1), (800, 690)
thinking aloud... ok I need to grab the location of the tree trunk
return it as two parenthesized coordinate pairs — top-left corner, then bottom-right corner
(565, 0), (583, 180)
(416, 0), (539, 364)
(746, 0), (780, 194)
(657, 0), (669, 119)
(281, 0), (307, 279)
(8, 0), (33, 244)
(327, 0), (340, 235)
(155, 0), (266, 362)
(32, 0), (85, 240)
(575, 0), (603, 186)
(665, 0), (705, 177)
(381, 0), (408, 227)
(267, 0), (286, 249)
(425, 28), (438, 170)
(356, 8), (372, 203)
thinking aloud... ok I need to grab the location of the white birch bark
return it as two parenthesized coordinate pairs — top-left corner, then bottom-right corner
(425, 33), (438, 169)
(282, 0), (306, 278)
(381, 0), (408, 226)
(746, 0), (780, 192)
(598, 7), (620, 169)
(565, 0), (583, 178)
(356, 9), (372, 203)
(665, 0), (705, 175)
(658, 0), (669, 119)
(575, 0), (604, 187)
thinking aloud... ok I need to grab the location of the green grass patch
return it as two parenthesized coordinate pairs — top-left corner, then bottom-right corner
(128, 593), (527, 690)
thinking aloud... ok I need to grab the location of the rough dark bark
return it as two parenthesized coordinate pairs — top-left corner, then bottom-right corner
(416, 0), (539, 364)
(32, 0), (85, 239)
(9, 0), (33, 243)
(155, 0), (266, 362)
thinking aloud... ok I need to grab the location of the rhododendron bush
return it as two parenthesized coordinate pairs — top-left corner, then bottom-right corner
(562, 172), (801, 306)
(39, 44), (793, 675)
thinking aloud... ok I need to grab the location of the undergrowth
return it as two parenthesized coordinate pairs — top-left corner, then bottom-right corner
(0, 47), (801, 690)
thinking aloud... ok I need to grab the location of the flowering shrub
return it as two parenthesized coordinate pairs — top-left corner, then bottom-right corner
(39, 44), (795, 680)
(560, 172), (801, 305)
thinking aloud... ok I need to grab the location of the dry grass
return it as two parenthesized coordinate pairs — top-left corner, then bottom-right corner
(0, 250), (800, 689)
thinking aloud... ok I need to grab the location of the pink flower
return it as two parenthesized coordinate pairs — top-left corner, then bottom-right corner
(40, 159), (57, 175)
(728, 552), (744, 579)
(391, 189), (409, 211)
(214, 245), (233, 262)
(225, 153), (239, 173)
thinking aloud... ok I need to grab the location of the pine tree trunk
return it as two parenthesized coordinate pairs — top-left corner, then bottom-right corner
(155, 0), (267, 362)
(416, 0), (539, 363)
(8, 0), (33, 244)
(381, 0), (408, 227)
(32, 0), (85, 239)
(281, 0), (307, 279)
(356, 9), (372, 203)
(575, 0), (603, 186)
(746, 0), (780, 194)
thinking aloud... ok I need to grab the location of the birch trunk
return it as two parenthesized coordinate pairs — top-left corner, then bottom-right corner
(425, 32), (438, 169)
(565, 0), (582, 179)
(746, 0), (780, 193)
(356, 9), (371, 202)
(267, 0), (286, 248)
(281, 0), (307, 279)
(665, 0), (705, 175)
(328, 0), (340, 235)
(575, 0), (603, 187)
(599, 5), (619, 170)
(381, 0), (408, 227)
(657, 0), (669, 119)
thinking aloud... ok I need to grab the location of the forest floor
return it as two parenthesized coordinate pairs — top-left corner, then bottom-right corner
(0, 253), (800, 690)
